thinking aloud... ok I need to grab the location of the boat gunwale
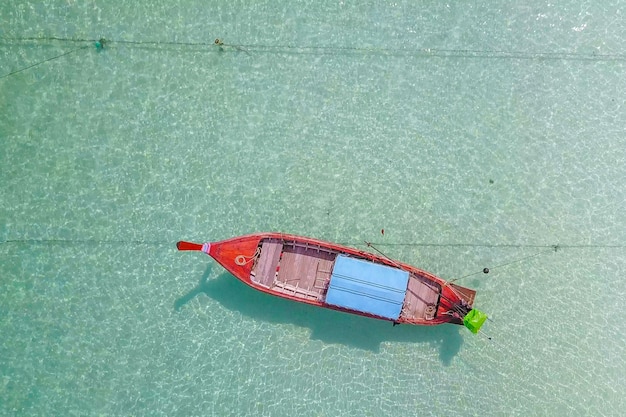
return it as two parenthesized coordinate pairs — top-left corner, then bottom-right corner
(207, 232), (474, 326)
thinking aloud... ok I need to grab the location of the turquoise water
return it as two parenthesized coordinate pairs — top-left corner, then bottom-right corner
(2, 1), (625, 416)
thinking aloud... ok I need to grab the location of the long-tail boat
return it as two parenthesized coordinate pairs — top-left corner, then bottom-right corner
(177, 233), (487, 333)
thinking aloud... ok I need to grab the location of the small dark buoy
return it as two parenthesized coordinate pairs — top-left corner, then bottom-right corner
(381, 229), (385, 236)
(94, 38), (106, 51)
(483, 267), (490, 274)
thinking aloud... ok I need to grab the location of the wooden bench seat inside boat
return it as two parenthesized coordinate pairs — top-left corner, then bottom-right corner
(272, 280), (321, 300)
(252, 241), (283, 287)
(402, 274), (441, 320)
(274, 246), (335, 294)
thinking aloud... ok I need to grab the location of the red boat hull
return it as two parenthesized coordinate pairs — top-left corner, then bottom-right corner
(178, 232), (476, 326)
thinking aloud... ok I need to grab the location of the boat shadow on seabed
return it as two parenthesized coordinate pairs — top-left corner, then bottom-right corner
(175, 266), (464, 366)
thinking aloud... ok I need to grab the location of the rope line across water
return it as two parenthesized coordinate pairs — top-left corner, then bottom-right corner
(2, 36), (625, 61)
(1, 238), (623, 249)
(2, 35), (626, 79)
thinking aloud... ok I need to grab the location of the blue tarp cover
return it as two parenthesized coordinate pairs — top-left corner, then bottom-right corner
(325, 255), (409, 320)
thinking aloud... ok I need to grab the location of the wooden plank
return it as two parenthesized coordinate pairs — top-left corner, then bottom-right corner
(273, 280), (321, 300)
(276, 245), (336, 293)
(314, 260), (333, 289)
(450, 283), (476, 305)
(253, 241), (283, 287)
(403, 275), (440, 320)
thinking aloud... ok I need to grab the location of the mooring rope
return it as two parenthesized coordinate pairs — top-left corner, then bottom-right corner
(0, 238), (168, 246)
(0, 44), (91, 79)
(1, 238), (623, 249)
(3, 36), (625, 61)
(2, 35), (626, 79)
(449, 247), (558, 283)
(348, 242), (626, 249)
(235, 247), (261, 265)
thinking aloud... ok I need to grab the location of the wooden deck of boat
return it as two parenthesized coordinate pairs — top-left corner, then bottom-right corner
(251, 238), (338, 301)
(401, 273), (441, 321)
(251, 237), (443, 320)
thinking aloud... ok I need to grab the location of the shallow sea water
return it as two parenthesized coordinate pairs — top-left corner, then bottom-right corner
(1, 1), (625, 416)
